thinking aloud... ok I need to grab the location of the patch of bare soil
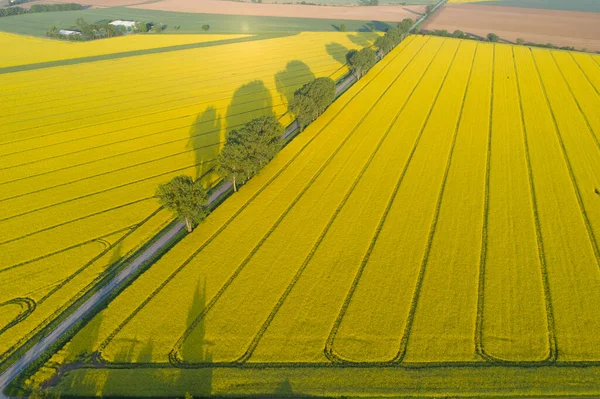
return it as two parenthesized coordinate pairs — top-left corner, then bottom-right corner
(422, 3), (600, 52)
(130, 0), (424, 22)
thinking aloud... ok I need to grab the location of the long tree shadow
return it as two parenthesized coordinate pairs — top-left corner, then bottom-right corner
(325, 43), (350, 66)
(226, 80), (275, 137)
(347, 32), (379, 47)
(187, 106), (222, 181)
(178, 280), (213, 396)
(275, 61), (316, 107)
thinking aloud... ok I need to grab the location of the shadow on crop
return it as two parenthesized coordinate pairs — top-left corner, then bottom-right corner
(359, 20), (390, 32)
(226, 80), (275, 135)
(325, 43), (350, 66)
(275, 61), (315, 106)
(187, 105), (222, 180)
(347, 32), (378, 47)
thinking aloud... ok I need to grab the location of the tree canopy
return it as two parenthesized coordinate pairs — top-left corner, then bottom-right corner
(217, 115), (283, 191)
(156, 175), (208, 232)
(487, 32), (500, 42)
(346, 48), (377, 79)
(290, 77), (336, 130)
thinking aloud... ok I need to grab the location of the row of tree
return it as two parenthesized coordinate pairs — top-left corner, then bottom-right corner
(46, 17), (170, 41)
(373, 17), (414, 55)
(422, 29), (500, 42)
(157, 76), (338, 231)
(0, 2), (81, 17)
(344, 18), (414, 79)
(47, 18), (126, 40)
(421, 29), (588, 51)
(157, 17), (425, 232)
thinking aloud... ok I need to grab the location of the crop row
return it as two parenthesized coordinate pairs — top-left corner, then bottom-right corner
(88, 37), (422, 365)
(0, 32), (351, 97)
(170, 36), (437, 366)
(528, 47), (600, 361)
(0, 32), (250, 69)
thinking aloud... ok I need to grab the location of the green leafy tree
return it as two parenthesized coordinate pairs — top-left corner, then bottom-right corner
(156, 175), (208, 232)
(237, 116), (283, 172)
(346, 47), (377, 79)
(375, 33), (396, 55)
(398, 18), (413, 33)
(452, 29), (465, 39)
(137, 22), (149, 33)
(290, 77), (336, 130)
(487, 32), (499, 42)
(46, 25), (59, 37)
(339, 23), (346, 32)
(217, 137), (252, 192)
(202, 24), (210, 31)
(516, 37), (525, 45)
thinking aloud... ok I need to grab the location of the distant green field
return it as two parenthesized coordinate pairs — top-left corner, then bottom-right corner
(472, 0), (600, 13)
(0, 7), (395, 37)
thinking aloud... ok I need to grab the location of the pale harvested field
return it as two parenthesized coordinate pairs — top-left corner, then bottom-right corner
(422, 4), (600, 52)
(131, 0), (424, 22)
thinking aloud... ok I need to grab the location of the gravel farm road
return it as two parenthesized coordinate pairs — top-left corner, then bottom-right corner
(0, 29), (435, 392)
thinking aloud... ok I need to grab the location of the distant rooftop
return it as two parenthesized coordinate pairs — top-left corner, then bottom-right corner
(109, 20), (137, 27)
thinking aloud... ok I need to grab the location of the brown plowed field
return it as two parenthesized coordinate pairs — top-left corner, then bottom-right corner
(130, 0), (424, 22)
(422, 3), (600, 52)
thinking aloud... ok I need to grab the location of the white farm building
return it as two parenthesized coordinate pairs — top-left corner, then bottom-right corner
(109, 20), (137, 30)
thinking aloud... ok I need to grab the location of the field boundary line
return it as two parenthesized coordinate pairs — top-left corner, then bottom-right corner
(0, 222), (140, 365)
(229, 37), (431, 365)
(542, 51), (600, 262)
(0, 140), (219, 202)
(509, 46), (557, 363)
(0, 197), (156, 245)
(0, 59), (338, 133)
(549, 51), (600, 153)
(568, 53), (600, 96)
(169, 39), (430, 366)
(395, 41), (477, 363)
(0, 160), (210, 223)
(531, 50), (600, 271)
(323, 38), (452, 365)
(1, 44), (348, 113)
(0, 77), (297, 154)
(474, 43), (495, 364)
(0, 33), (291, 75)
(0, 298), (36, 337)
(1, 35), (343, 99)
(0, 225), (136, 276)
(90, 41), (414, 364)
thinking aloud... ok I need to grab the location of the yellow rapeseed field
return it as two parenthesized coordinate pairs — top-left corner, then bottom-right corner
(33, 36), (600, 397)
(0, 31), (375, 365)
(0, 32), (250, 68)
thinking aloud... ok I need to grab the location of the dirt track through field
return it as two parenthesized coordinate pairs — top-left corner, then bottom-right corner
(130, 0), (424, 22)
(422, 4), (600, 52)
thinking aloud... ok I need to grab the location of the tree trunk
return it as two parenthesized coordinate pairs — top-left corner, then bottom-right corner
(233, 176), (237, 192)
(185, 217), (192, 233)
